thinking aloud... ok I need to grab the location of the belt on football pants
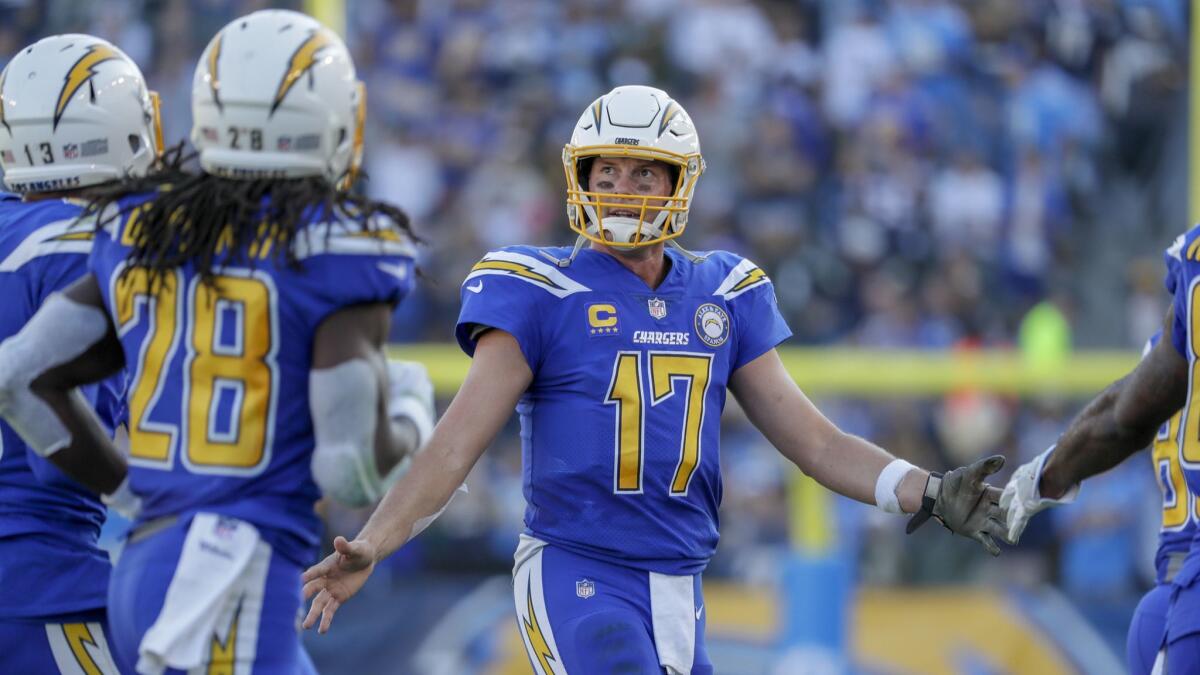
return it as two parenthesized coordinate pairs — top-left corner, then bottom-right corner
(1167, 551), (1187, 584)
(128, 515), (180, 544)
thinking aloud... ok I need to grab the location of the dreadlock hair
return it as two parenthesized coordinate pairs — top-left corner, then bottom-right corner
(84, 143), (419, 289)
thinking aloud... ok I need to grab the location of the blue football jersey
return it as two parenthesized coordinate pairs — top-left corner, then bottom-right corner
(0, 192), (122, 619)
(456, 245), (791, 575)
(1144, 333), (1195, 584)
(1162, 229), (1200, 588)
(88, 197), (416, 565)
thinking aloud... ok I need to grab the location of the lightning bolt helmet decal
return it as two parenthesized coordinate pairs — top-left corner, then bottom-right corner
(205, 32), (223, 111)
(271, 29), (334, 116)
(0, 64), (10, 136)
(54, 43), (121, 130)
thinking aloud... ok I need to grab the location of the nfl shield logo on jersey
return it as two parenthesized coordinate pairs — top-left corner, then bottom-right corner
(648, 297), (667, 320)
(576, 578), (595, 599)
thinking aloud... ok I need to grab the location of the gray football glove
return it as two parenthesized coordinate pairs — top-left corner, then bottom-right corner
(907, 455), (1013, 556)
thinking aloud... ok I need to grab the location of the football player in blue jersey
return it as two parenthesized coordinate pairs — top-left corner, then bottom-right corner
(302, 85), (1012, 674)
(0, 34), (161, 674)
(0, 10), (436, 673)
(1126, 335), (1193, 675)
(1001, 235), (1200, 671)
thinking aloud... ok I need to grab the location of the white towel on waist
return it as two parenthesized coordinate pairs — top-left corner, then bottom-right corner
(137, 513), (261, 675)
(650, 571), (697, 675)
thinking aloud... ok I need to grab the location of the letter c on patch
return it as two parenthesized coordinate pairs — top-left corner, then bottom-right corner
(588, 304), (617, 328)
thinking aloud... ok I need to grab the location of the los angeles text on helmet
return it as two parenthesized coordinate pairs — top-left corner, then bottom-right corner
(0, 34), (161, 194)
(6, 176), (82, 192)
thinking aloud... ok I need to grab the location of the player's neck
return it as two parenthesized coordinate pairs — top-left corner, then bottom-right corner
(592, 242), (668, 289)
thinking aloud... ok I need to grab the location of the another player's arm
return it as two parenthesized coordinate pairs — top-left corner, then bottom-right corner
(309, 302), (426, 506)
(730, 347), (1009, 553)
(303, 328), (532, 633)
(1038, 317), (1187, 498)
(0, 274), (127, 495)
(1002, 308), (1187, 541)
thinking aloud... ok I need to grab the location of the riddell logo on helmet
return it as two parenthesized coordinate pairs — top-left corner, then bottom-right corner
(614, 137), (640, 145)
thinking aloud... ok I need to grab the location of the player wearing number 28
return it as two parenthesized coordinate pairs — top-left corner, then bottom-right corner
(0, 10), (436, 674)
(0, 34), (161, 674)
(301, 85), (1014, 674)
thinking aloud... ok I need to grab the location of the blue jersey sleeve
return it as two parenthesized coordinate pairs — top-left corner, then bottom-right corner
(1166, 233), (1189, 358)
(455, 248), (560, 372)
(730, 283), (791, 371)
(455, 275), (543, 371)
(292, 219), (416, 317)
(26, 250), (93, 300)
(301, 250), (414, 311)
(715, 257), (792, 371)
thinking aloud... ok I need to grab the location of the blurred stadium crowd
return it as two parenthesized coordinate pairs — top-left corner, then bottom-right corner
(0, 0), (1189, 660)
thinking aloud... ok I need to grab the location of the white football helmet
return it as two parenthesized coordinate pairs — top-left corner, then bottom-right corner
(191, 9), (364, 183)
(563, 85), (704, 248)
(0, 34), (162, 194)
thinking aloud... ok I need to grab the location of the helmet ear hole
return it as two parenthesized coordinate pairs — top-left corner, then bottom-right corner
(128, 134), (142, 154)
(337, 128), (348, 146)
(577, 157), (594, 189)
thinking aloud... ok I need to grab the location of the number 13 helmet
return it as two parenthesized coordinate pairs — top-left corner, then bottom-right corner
(191, 9), (365, 184)
(563, 85), (705, 248)
(0, 34), (162, 194)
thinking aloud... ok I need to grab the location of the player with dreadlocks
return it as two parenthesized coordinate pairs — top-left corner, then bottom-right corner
(0, 10), (437, 673)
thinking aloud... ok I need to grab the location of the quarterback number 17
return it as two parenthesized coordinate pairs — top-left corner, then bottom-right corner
(606, 352), (713, 496)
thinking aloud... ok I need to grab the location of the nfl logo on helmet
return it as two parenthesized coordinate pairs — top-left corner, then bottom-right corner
(648, 297), (667, 320)
(576, 578), (595, 599)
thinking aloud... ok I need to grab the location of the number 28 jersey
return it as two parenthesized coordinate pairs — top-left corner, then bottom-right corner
(456, 246), (791, 575)
(89, 197), (415, 564)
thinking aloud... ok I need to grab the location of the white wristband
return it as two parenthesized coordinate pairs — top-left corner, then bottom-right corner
(875, 459), (916, 514)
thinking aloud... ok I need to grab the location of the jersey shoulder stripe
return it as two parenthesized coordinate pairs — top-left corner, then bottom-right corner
(713, 257), (770, 300)
(1167, 232), (1186, 261)
(99, 202), (416, 261)
(0, 218), (94, 272)
(465, 249), (591, 298)
(292, 219), (417, 260)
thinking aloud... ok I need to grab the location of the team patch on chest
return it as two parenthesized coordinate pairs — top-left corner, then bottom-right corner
(694, 303), (730, 347)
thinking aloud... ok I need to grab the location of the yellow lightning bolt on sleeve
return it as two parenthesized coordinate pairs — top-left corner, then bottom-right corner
(55, 45), (121, 130)
(730, 267), (767, 293)
(523, 583), (557, 674)
(469, 260), (558, 287)
(271, 30), (334, 114)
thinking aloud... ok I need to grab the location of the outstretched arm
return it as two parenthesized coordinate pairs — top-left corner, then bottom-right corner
(730, 348), (1008, 553)
(303, 328), (532, 632)
(729, 348), (930, 509)
(1039, 312), (1187, 498)
(0, 274), (126, 495)
(1002, 307), (1187, 542)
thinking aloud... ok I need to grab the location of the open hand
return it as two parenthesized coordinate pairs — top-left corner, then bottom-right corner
(1000, 445), (1078, 544)
(301, 535), (377, 634)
